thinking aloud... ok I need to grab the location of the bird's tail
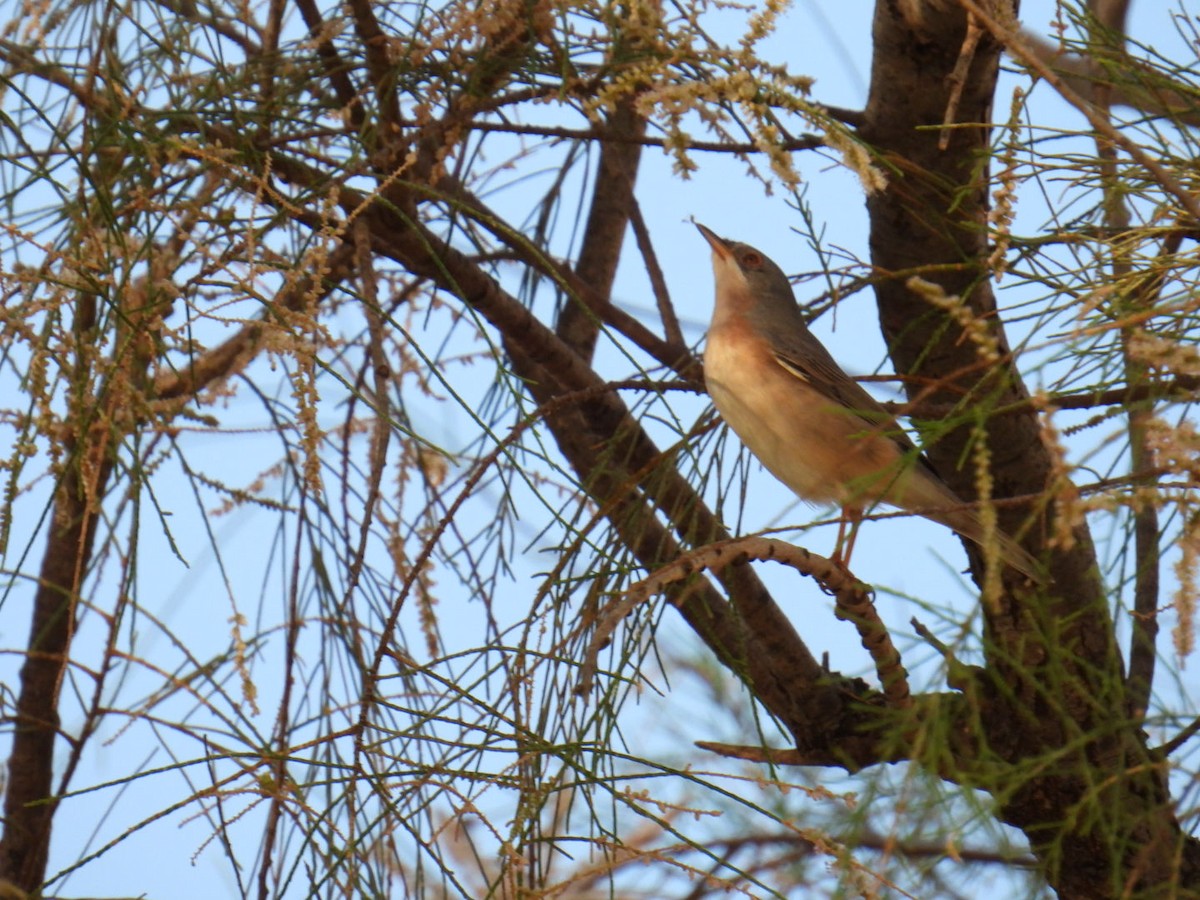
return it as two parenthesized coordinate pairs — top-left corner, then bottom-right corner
(878, 459), (1046, 584)
(934, 506), (1045, 585)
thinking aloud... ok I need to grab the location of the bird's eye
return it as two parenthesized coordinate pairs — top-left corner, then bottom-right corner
(742, 251), (764, 269)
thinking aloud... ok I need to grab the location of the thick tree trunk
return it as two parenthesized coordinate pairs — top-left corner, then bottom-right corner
(861, 2), (1200, 895)
(0, 445), (112, 890)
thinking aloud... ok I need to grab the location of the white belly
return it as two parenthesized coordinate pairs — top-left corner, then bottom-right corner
(704, 334), (845, 504)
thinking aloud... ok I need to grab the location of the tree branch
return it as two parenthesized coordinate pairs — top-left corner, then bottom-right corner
(557, 96), (646, 361)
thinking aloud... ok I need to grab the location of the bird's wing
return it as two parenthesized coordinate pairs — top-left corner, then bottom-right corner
(769, 330), (922, 456)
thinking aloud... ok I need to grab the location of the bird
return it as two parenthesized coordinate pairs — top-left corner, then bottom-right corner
(695, 222), (1043, 583)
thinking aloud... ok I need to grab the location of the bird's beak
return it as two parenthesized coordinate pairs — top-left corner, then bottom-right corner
(694, 221), (733, 262)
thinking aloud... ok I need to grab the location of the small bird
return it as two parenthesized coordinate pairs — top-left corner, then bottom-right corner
(696, 222), (1042, 582)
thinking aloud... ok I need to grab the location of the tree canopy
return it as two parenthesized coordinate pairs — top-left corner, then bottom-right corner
(1, 0), (1198, 897)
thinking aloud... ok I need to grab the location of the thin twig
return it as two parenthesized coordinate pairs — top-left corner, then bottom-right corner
(629, 197), (684, 351)
(960, 0), (1200, 222)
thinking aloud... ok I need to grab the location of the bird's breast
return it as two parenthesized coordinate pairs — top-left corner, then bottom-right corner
(704, 322), (911, 508)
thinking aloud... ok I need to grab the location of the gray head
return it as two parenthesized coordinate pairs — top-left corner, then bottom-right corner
(695, 222), (802, 327)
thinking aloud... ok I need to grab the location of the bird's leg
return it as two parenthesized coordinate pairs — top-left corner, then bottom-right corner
(832, 505), (863, 571)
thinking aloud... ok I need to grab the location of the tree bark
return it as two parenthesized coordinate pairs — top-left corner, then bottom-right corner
(861, 2), (1200, 895)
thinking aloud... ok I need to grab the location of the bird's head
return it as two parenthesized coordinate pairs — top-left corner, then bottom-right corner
(694, 222), (795, 314)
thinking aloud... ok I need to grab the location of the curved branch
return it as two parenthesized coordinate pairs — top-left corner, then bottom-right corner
(584, 536), (912, 710)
